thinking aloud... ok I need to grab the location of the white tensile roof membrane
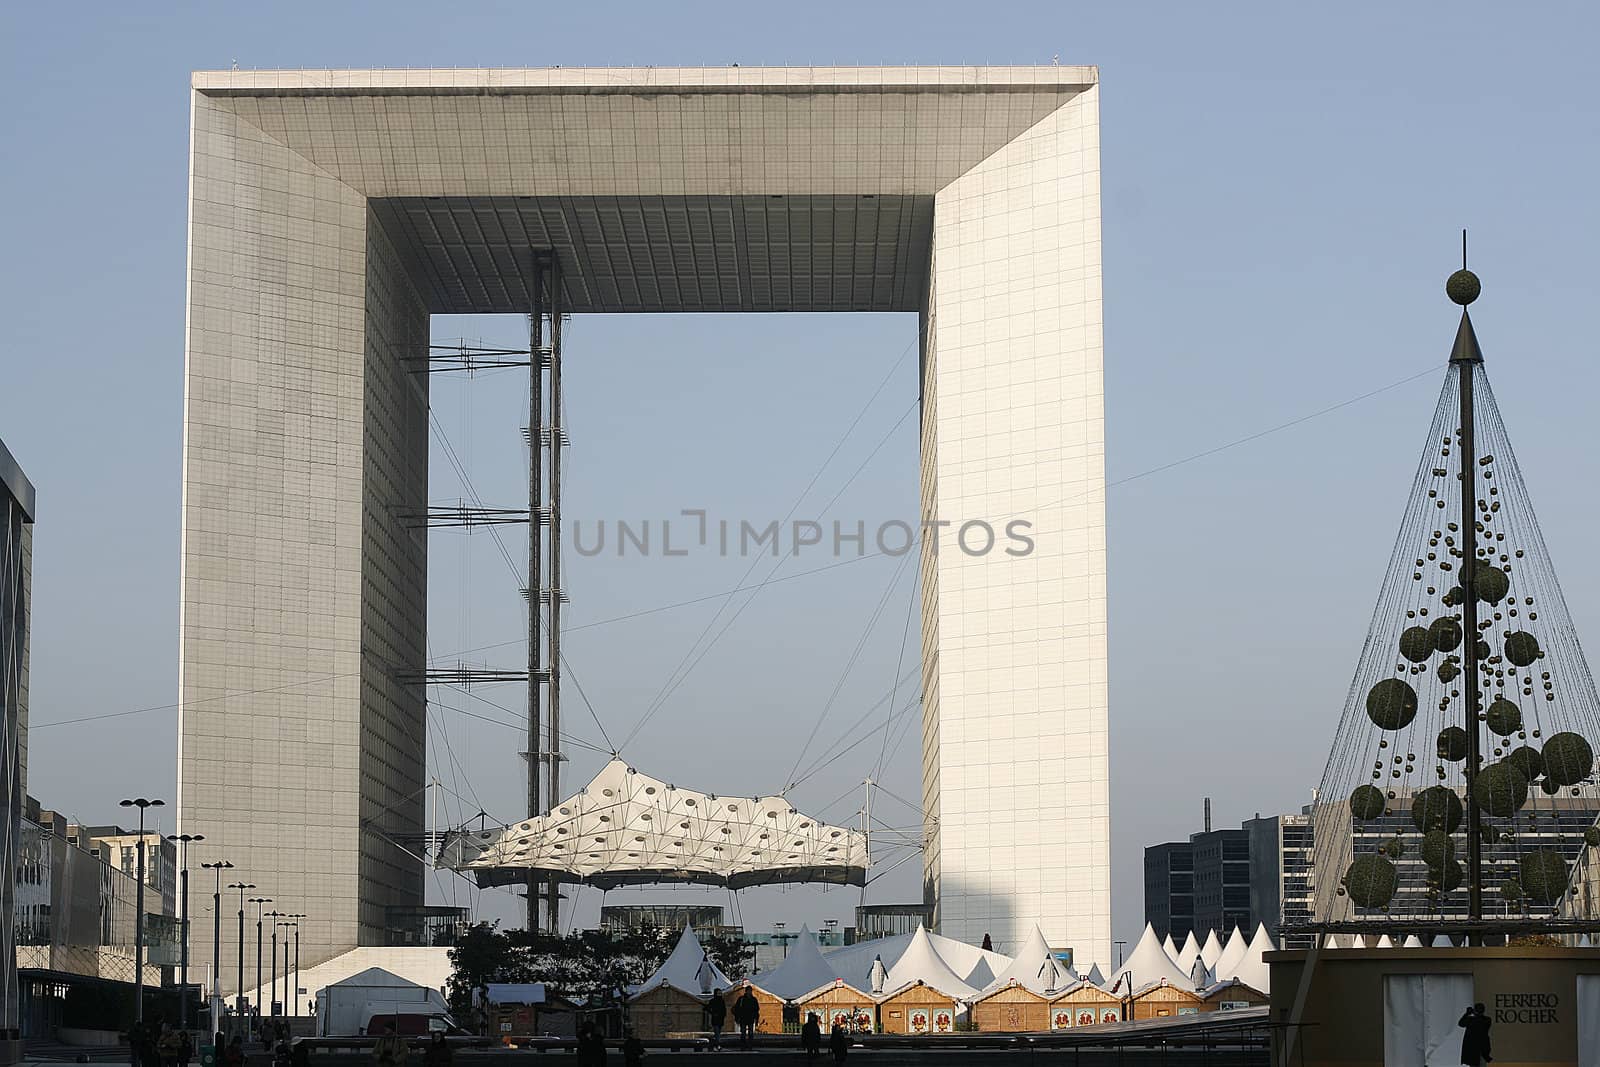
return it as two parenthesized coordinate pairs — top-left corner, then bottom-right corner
(443, 759), (869, 889)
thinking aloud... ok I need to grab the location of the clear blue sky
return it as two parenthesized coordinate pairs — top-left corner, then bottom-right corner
(3, 1), (1597, 958)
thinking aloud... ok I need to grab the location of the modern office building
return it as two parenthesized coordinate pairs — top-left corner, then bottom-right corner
(1146, 806), (1287, 944)
(16, 799), (175, 1037)
(1143, 843), (1195, 943)
(177, 65), (1109, 976)
(1246, 809), (1314, 949)
(1, 436), (34, 1061)
(70, 827), (179, 919)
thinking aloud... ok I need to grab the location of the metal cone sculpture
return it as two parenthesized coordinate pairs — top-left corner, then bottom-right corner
(1310, 258), (1600, 931)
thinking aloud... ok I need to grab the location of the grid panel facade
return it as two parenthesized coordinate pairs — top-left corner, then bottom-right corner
(179, 93), (428, 990)
(921, 88), (1108, 964)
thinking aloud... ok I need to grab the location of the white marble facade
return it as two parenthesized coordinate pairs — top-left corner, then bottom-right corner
(178, 67), (1107, 982)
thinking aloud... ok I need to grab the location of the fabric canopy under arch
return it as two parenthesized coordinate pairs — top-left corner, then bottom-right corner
(440, 759), (869, 889)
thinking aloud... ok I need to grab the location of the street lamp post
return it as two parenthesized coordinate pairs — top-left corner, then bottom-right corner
(250, 898), (272, 1033)
(287, 915), (305, 1018)
(265, 911), (285, 1020)
(276, 922), (297, 1019)
(201, 861), (233, 1030)
(227, 883), (255, 1027)
(167, 833), (205, 1029)
(119, 797), (165, 1024)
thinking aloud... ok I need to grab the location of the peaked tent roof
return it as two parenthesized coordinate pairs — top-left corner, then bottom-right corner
(1375, 934), (1395, 948)
(327, 967), (428, 990)
(964, 956), (998, 990)
(1120, 924), (1194, 992)
(1174, 931), (1202, 975)
(444, 759), (868, 890)
(1199, 930), (1224, 969)
(638, 924), (730, 996)
(884, 925), (978, 999)
(820, 930), (1010, 995)
(1229, 925), (1274, 994)
(986, 925), (1068, 995)
(1213, 927), (1249, 980)
(1402, 935), (1424, 948)
(1161, 933), (1180, 963)
(1082, 962), (1107, 988)
(749, 926), (836, 1001)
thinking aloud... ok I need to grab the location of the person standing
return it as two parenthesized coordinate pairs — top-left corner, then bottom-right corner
(800, 1013), (821, 1064)
(1458, 1003), (1492, 1066)
(705, 989), (727, 1051)
(422, 1033), (452, 1067)
(621, 1029), (644, 1067)
(732, 987), (759, 1050)
(828, 1022), (849, 1065)
(372, 1023), (409, 1067)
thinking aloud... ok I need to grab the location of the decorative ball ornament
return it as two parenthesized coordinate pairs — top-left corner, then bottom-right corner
(1505, 745), (1545, 782)
(1430, 617), (1464, 652)
(1486, 698), (1523, 737)
(1542, 732), (1595, 787)
(1438, 661), (1461, 683)
(1499, 877), (1524, 902)
(1447, 269), (1481, 306)
(1367, 679), (1419, 730)
(1471, 761), (1529, 817)
(1518, 850), (1570, 905)
(1504, 631), (1542, 668)
(1420, 830), (1455, 868)
(1399, 626), (1435, 663)
(1345, 854), (1399, 909)
(1411, 786), (1464, 833)
(1349, 785), (1388, 821)
(1437, 858), (1464, 892)
(1436, 726), (1469, 762)
(1585, 827), (1600, 848)
(1467, 560), (1510, 604)
(1541, 776), (1563, 796)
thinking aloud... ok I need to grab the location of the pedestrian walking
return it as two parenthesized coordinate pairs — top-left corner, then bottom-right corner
(800, 1013), (821, 1064)
(732, 987), (759, 1050)
(705, 989), (727, 1051)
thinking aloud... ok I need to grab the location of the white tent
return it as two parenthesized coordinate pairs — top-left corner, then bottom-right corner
(1402, 935), (1424, 948)
(884, 925), (979, 999)
(985, 925), (1068, 995)
(1082, 963), (1107, 989)
(750, 926), (836, 1001)
(1161, 933), (1180, 963)
(1199, 929), (1224, 969)
(1213, 927), (1249, 980)
(964, 956), (998, 990)
(821, 929), (1010, 995)
(445, 759), (868, 889)
(637, 924), (730, 996)
(1430, 934), (1454, 948)
(1229, 924), (1274, 994)
(1376, 934), (1395, 948)
(1120, 924), (1194, 992)
(1174, 931), (1202, 975)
